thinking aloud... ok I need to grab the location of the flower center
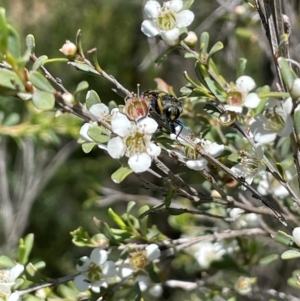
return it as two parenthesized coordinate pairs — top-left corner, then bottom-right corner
(264, 105), (285, 132)
(226, 91), (243, 106)
(87, 263), (103, 282)
(157, 6), (177, 31)
(239, 151), (259, 175)
(125, 132), (147, 156)
(130, 252), (147, 269)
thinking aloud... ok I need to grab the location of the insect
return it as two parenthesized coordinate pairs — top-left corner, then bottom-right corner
(143, 89), (184, 134)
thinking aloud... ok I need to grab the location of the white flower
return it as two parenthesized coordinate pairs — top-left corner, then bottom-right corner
(257, 173), (289, 198)
(138, 275), (163, 298)
(229, 208), (259, 229)
(73, 248), (117, 293)
(225, 75), (260, 113)
(293, 227), (300, 247)
(250, 97), (293, 144)
(187, 242), (225, 269)
(141, 0), (194, 45)
(170, 133), (224, 171)
(107, 112), (161, 173)
(117, 244), (161, 279)
(231, 144), (265, 185)
(0, 264), (24, 300)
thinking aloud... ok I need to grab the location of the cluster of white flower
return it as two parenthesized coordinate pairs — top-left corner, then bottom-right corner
(74, 244), (161, 295)
(79, 99), (161, 174)
(186, 241), (226, 269)
(141, 0), (194, 46)
(169, 131), (225, 171)
(0, 264), (23, 301)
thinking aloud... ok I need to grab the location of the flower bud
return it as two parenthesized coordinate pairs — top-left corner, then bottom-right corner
(59, 40), (77, 58)
(290, 78), (300, 99)
(184, 31), (198, 47)
(292, 227), (300, 247)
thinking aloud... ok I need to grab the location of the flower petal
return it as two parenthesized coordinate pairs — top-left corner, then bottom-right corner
(244, 93), (260, 108)
(107, 137), (126, 159)
(102, 261), (117, 277)
(128, 153), (151, 173)
(90, 248), (108, 265)
(146, 244), (161, 261)
(168, 0), (183, 12)
(90, 103), (109, 119)
(138, 117), (158, 134)
(176, 10), (195, 27)
(141, 20), (160, 37)
(186, 159), (208, 170)
(144, 0), (161, 18)
(160, 28), (180, 43)
(111, 114), (131, 137)
(80, 123), (93, 142)
(236, 75), (256, 92)
(147, 143), (161, 157)
(73, 275), (90, 292)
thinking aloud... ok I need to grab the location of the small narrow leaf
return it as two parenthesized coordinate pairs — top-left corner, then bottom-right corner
(111, 166), (133, 183)
(281, 250), (300, 260)
(68, 61), (100, 75)
(75, 81), (89, 95)
(108, 208), (128, 230)
(25, 34), (35, 54)
(237, 58), (247, 78)
(258, 254), (279, 265)
(32, 55), (48, 71)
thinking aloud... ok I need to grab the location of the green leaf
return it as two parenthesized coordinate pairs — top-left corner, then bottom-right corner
(3, 112), (20, 126)
(273, 230), (293, 246)
(237, 58), (247, 78)
(0, 255), (15, 268)
(258, 254), (279, 265)
(127, 201), (136, 214)
(111, 166), (133, 184)
(278, 57), (297, 91)
(28, 71), (55, 93)
(68, 60), (100, 75)
(87, 126), (110, 143)
(0, 8), (8, 55)
(25, 263), (49, 282)
(199, 31), (209, 57)
(32, 89), (55, 110)
(86, 89), (101, 110)
(207, 41), (224, 61)
(164, 189), (175, 208)
(18, 233), (34, 265)
(294, 109), (300, 136)
(154, 46), (180, 66)
(138, 205), (150, 236)
(70, 226), (95, 247)
(0, 68), (25, 96)
(75, 81), (89, 96)
(281, 250), (300, 260)
(25, 34), (35, 54)
(108, 208), (128, 230)
(203, 103), (222, 117)
(7, 24), (20, 59)
(82, 142), (96, 153)
(32, 55), (48, 71)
